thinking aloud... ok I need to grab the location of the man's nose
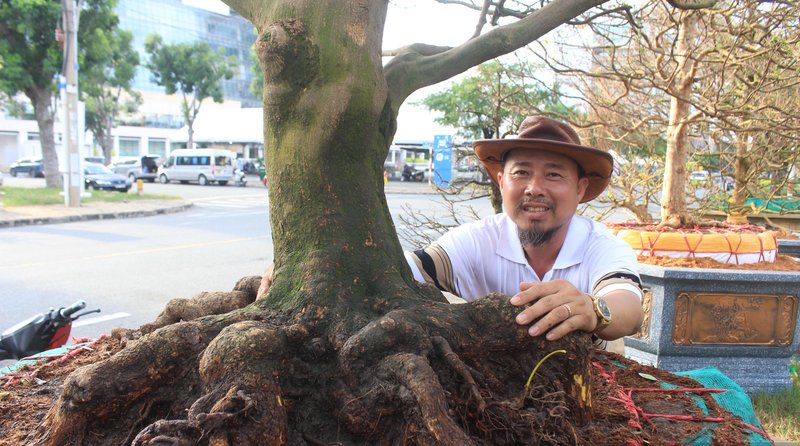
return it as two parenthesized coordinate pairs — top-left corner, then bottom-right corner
(524, 174), (546, 195)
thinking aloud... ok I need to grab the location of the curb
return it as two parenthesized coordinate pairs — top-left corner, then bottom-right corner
(0, 202), (194, 229)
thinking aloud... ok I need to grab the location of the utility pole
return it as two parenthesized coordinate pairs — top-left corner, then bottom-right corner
(61, 0), (81, 206)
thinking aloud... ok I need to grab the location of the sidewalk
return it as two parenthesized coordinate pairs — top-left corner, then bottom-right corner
(0, 199), (193, 228)
(384, 179), (440, 195)
(0, 179), (440, 229)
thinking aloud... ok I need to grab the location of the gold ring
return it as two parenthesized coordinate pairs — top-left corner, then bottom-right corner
(563, 303), (572, 317)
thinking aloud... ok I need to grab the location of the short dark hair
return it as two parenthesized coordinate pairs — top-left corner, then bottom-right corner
(500, 148), (586, 178)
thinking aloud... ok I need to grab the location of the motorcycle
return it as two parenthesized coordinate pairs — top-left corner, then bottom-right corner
(401, 166), (425, 182)
(234, 169), (248, 187)
(0, 300), (100, 360)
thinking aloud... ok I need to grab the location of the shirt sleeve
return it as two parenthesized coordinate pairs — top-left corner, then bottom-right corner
(593, 272), (643, 301)
(585, 226), (643, 300)
(404, 243), (459, 296)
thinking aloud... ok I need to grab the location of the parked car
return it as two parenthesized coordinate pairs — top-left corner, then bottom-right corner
(9, 158), (44, 178)
(688, 171), (710, 182)
(158, 149), (234, 185)
(108, 155), (162, 182)
(84, 156), (106, 165)
(84, 163), (132, 192)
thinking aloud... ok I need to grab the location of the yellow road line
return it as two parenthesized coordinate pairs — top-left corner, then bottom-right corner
(0, 235), (272, 270)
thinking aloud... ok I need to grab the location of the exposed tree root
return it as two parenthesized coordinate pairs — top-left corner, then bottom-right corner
(27, 279), (597, 446)
(141, 276), (262, 334)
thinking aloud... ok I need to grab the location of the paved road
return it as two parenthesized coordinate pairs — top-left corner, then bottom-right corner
(0, 174), (493, 360)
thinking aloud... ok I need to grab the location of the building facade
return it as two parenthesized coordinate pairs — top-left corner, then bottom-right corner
(117, 0), (259, 108)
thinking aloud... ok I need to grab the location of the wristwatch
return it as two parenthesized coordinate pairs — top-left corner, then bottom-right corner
(587, 293), (612, 333)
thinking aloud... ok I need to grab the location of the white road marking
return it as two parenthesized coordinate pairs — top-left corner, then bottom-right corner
(72, 312), (131, 328)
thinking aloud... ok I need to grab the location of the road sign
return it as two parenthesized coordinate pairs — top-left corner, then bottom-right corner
(432, 135), (452, 187)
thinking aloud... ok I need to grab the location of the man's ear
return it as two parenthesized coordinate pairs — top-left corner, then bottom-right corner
(496, 170), (504, 190)
(576, 176), (589, 202)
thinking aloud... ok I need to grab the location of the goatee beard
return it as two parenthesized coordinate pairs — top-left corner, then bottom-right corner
(516, 198), (560, 247)
(518, 224), (562, 248)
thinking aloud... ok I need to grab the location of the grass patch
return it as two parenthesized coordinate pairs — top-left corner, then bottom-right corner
(751, 360), (800, 443)
(0, 187), (179, 207)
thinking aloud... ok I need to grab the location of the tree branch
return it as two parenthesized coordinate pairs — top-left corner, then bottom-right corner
(664, 0), (719, 10)
(385, 0), (609, 107)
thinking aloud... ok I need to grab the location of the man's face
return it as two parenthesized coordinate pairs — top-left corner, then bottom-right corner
(498, 149), (589, 247)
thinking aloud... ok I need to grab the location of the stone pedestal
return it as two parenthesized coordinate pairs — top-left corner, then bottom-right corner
(778, 239), (800, 259)
(624, 264), (800, 394)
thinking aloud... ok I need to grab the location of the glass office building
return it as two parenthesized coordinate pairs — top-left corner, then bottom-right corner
(117, 0), (260, 108)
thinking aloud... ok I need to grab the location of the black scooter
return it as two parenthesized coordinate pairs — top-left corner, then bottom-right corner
(401, 166), (425, 182)
(0, 300), (100, 360)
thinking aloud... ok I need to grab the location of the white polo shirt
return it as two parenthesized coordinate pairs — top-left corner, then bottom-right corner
(405, 213), (641, 302)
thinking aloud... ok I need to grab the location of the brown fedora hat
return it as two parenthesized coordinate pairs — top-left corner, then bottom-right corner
(473, 116), (613, 203)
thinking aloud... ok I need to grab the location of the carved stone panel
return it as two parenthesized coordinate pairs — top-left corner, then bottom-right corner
(672, 292), (798, 346)
(630, 288), (651, 339)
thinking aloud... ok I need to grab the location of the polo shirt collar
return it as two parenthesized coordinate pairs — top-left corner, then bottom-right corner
(496, 214), (588, 270)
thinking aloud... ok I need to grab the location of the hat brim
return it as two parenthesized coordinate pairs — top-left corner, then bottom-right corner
(473, 138), (613, 203)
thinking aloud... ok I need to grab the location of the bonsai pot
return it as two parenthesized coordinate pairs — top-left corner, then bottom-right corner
(625, 264), (800, 394)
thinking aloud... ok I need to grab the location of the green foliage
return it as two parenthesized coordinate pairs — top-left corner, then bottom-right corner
(0, 0), (62, 97)
(78, 0), (141, 160)
(145, 34), (235, 145)
(415, 61), (569, 141)
(80, 0), (138, 96)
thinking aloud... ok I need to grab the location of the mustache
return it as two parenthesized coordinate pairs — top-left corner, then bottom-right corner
(517, 198), (555, 212)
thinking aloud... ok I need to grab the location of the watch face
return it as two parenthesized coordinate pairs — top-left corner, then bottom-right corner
(597, 298), (612, 320)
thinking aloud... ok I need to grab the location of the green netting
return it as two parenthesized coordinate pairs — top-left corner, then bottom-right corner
(0, 343), (89, 376)
(671, 367), (772, 446)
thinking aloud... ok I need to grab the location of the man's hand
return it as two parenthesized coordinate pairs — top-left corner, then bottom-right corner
(509, 279), (597, 341)
(257, 262), (275, 300)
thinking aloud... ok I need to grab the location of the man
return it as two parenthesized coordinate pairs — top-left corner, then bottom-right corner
(405, 116), (643, 344)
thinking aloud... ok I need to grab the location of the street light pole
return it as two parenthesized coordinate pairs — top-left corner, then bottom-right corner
(61, 0), (81, 207)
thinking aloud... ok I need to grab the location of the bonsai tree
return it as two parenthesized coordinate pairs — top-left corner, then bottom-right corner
(27, 0), (709, 444)
(528, 0), (800, 226)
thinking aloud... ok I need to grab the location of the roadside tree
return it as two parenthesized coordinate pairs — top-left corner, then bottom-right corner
(145, 35), (235, 149)
(0, 0), (64, 187)
(0, 0), (130, 187)
(79, 0), (141, 165)
(30, 0), (707, 444)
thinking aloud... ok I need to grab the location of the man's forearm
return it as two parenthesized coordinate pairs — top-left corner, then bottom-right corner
(595, 290), (644, 341)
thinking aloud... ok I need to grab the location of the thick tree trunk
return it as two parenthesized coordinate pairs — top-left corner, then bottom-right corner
(253, 4), (411, 310)
(660, 12), (698, 227)
(27, 85), (62, 188)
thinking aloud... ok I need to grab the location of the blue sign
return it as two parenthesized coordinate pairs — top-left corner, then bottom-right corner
(432, 135), (452, 187)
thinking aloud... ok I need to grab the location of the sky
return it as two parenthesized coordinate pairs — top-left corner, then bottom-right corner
(182, 0), (484, 141)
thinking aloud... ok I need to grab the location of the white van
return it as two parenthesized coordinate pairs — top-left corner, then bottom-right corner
(158, 149), (235, 185)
